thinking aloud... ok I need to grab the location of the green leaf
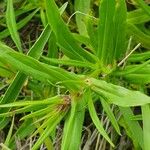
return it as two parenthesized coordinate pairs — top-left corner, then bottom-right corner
(41, 56), (96, 69)
(6, 0), (22, 52)
(20, 107), (54, 121)
(120, 65), (150, 84)
(33, 118), (54, 150)
(0, 42), (80, 90)
(12, 119), (35, 141)
(119, 114), (141, 149)
(113, 0), (127, 60)
(1, 26), (50, 103)
(0, 3), (69, 123)
(86, 18), (98, 53)
(97, 0), (115, 65)
(0, 25), (51, 128)
(128, 51), (150, 62)
(75, 0), (91, 36)
(72, 33), (92, 48)
(67, 94), (86, 150)
(40, 9), (47, 27)
(134, 0), (150, 16)
(46, 2), (69, 58)
(0, 9), (39, 39)
(0, 105), (44, 117)
(0, 66), (14, 78)
(115, 59), (150, 76)
(87, 90), (114, 147)
(27, 25), (51, 58)
(0, 96), (62, 108)
(142, 104), (150, 150)
(0, 1), (71, 123)
(32, 112), (65, 150)
(3, 117), (14, 148)
(47, 32), (58, 58)
(59, 2), (68, 15)
(101, 98), (121, 135)
(127, 8), (150, 24)
(87, 78), (150, 106)
(61, 98), (77, 150)
(45, 0), (97, 63)
(130, 115), (142, 121)
(31, 111), (58, 136)
(127, 23), (150, 48)
(120, 107), (143, 149)
(9, 119), (36, 149)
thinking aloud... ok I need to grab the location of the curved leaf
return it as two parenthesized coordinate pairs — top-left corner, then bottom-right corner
(6, 0), (22, 52)
(45, 0), (97, 63)
(87, 78), (150, 106)
(88, 90), (114, 147)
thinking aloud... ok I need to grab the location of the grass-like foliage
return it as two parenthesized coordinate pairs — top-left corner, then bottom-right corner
(0, 0), (150, 149)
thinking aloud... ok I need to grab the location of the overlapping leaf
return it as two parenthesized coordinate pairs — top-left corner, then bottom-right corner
(85, 78), (150, 106)
(97, 0), (115, 65)
(0, 42), (80, 90)
(45, 0), (97, 63)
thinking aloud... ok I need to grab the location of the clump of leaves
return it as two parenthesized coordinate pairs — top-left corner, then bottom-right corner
(0, 0), (150, 149)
